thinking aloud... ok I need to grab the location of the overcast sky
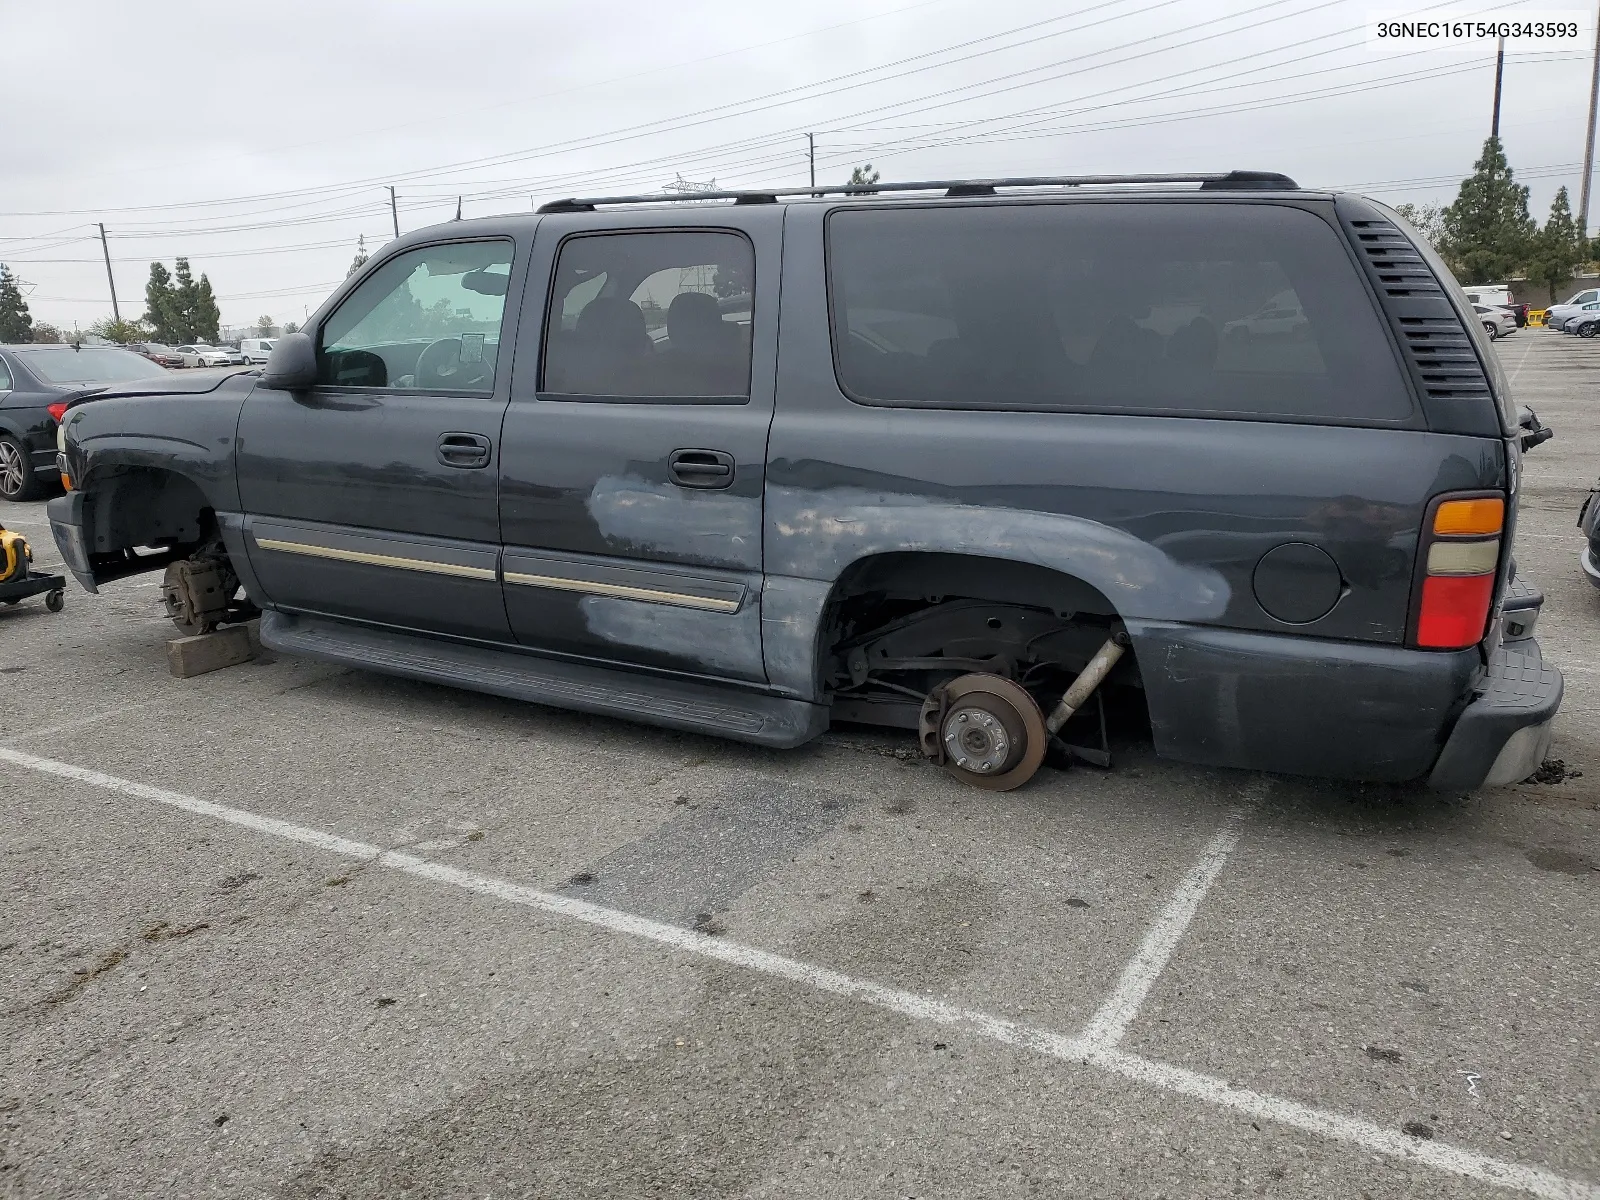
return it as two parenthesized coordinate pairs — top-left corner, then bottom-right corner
(2, 0), (1595, 334)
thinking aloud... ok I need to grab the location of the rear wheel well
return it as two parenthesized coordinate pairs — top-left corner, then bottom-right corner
(818, 552), (1141, 729)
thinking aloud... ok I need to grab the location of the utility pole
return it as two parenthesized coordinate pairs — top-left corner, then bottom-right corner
(808, 133), (816, 189)
(1581, 4), (1600, 235)
(388, 186), (400, 239)
(1491, 35), (1505, 141)
(96, 222), (120, 322)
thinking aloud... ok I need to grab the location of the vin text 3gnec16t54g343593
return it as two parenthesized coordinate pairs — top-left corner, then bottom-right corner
(46, 172), (1562, 792)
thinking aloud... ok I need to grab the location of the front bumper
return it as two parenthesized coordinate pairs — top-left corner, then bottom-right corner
(1427, 639), (1563, 790)
(46, 491), (96, 592)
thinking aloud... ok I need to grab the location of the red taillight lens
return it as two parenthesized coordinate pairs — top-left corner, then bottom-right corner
(47, 402), (68, 422)
(1413, 492), (1505, 649)
(1415, 574), (1498, 648)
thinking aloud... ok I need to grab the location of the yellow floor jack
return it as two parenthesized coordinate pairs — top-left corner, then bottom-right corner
(0, 523), (66, 613)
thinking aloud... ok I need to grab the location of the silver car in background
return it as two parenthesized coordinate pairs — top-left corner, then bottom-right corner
(1473, 304), (1518, 339)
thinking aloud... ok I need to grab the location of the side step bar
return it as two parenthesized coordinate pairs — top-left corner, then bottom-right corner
(260, 611), (830, 749)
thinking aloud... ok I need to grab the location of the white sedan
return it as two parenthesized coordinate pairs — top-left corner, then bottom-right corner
(173, 344), (233, 368)
(1472, 304), (1517, 340)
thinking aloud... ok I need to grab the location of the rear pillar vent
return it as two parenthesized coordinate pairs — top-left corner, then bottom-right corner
(1337, 206), (1500, 436)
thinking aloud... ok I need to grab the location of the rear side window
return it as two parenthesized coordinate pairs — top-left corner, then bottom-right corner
(541, 230), (753, 401)
(828, 202), (1413, 422)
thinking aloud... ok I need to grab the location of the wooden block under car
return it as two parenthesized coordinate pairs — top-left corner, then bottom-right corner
(166, 622), (258, 678)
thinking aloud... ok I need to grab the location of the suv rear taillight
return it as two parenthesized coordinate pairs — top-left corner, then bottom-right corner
(47, 402), (68, 422)
(1413, 495), (1505, 649)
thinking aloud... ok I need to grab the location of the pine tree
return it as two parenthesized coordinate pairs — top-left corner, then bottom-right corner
(0, 263), (34, 343)
(1527, 186), (1585, 298)
(145, 262), (181, 342)
(347, 235), (369, 278)
(192, 274), (221, 343)
(1440, 137), (1536, 284)
(172, 258), (199, 342)
(255, 315), (275, 336)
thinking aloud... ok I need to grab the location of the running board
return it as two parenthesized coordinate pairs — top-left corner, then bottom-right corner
(259, 611), (829, 749)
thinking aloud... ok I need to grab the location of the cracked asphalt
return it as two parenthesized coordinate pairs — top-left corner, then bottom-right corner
(0, 330), (1596, 1199)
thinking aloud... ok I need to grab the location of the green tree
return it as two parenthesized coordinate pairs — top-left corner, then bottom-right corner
(1527, 186), (1585, 298)
(1440, 137), (1536, 284)
(89, 316), (152, 343)
(191, 274), (221, 342)
(848, 163), (881, 192)
(172, 258), (199, 342)
(0, 263), (34, 343)
(30, 321), (62, 344)
(283, 320), (299, 335)
(1393, 202), (1445, 250)
(145, 262), (182, 342)
(255, 314), (275, 336)
(347, 234), (369, 278)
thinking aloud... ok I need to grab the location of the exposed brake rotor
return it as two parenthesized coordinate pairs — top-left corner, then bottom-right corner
(918, 673), (1048, 791)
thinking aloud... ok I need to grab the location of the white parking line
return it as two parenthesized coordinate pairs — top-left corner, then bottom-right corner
(3, 745), (1595, 1200)
(1507, 333), (1538, 385)
(1080, 798), (1255, 1050)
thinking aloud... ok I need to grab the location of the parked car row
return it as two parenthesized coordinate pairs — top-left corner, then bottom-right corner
(128, 342), (259, 367)
(1548, 301), (1600, 336)
(1542, 287), (1600, 332)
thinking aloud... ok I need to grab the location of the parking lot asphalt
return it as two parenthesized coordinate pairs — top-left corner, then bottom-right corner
(1, 331), (1596, 1199)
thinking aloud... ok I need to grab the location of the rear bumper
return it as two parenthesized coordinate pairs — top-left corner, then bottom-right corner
(1127, 620), (1561, 789)
(1427, 640), (1562, 790)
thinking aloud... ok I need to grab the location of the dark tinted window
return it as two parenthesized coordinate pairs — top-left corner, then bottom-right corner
(17, 347), (170, 384)
(828, 203), (1412, 422)
(542, 231), (753, 401)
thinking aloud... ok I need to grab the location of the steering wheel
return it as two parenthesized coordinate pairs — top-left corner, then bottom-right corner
(414, 338), (491, 390)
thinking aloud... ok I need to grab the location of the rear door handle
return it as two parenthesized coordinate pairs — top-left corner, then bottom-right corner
(669, 449), (735, 489)
(438, 432), (492, 469)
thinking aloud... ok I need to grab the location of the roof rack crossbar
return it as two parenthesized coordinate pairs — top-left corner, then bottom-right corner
(535, 171), (1298, 212)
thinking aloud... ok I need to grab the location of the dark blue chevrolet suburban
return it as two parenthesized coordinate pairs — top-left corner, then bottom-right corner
(47, 172), (1562, 791)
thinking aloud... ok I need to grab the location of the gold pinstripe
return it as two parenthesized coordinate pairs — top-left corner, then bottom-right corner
(254, 537), (496, 580)
(502, 570), (741, 612)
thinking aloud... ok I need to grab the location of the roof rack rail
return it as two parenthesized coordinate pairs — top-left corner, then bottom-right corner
(535, 171), (1299, 212)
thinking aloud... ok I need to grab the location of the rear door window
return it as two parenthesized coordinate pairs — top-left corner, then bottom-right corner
(827, 202), (1414, 423)
(541, 230), (753, 401)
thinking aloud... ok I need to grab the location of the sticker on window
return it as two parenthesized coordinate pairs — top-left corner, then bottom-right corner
(459, 333), (485, 365)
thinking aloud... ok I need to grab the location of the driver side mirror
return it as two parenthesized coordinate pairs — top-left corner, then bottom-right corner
(261, 332), (318, 391)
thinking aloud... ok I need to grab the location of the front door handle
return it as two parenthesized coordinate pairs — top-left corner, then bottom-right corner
(669, 449), (735, 490)
(438, 432), (492, 469)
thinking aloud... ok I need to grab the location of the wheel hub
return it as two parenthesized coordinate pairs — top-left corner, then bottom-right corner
(917, 673), (1049, 792)
(941, 706), (1012, 774)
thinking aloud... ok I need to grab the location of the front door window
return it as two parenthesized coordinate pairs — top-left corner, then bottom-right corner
(318, 240), (513, 392)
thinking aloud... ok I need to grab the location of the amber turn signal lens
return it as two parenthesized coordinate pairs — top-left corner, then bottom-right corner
(1432, 497), (1504, 537)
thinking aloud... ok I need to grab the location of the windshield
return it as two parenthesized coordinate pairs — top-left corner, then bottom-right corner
(19, 347), (173, 384)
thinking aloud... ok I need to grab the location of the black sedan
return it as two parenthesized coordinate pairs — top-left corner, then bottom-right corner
(0, 344), (173, 500)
